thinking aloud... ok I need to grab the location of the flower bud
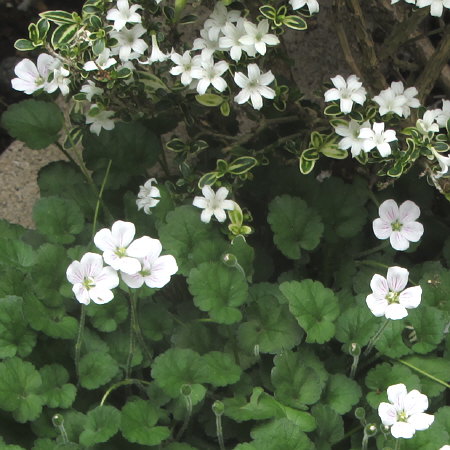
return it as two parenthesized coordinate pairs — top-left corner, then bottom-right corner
(212, 400), (224, 416)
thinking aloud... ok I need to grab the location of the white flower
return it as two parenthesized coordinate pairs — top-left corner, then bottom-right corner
(416, 0), (450, 17)
(324, 74), (367, 114)
(85, 105), (115, 135)
(110, 24), (148, 61)
(193, 185), (235, 223)
(239, 19), (280, 56)
(359, 122), (397, 157)
(439, 446), (450, 450)
(121, 238), (178, 289)
(94, 220), (156, 274)
(193, 57), (229, 95)
(373, 81), (419, 118)
(46, 66), (71, 96)
(204, 2), (241, 33)
(334, 119), (371, 157)
(11, 53), (56, 94)
(136, 178), (161, 214)
(430, 148), (450, 178)
(66, 252), (119, 305)
(143, 34), (170, 64)
(192, 27), (222, 59)
(83, 48), (117, 71)
(435, 100), (450, 128)
(416, 109), (440, 134)
(220, 18), (256, 61)
(289, 0), (320, 14)
(366, 266), (422, 320)
(80, 80), (103, 101)
(390, 81), (420, 118)
(378, 384), (434, 438)
(106, 0), (142, 31)
(234, 63), (275, 110)
(170, 51), (202, 86)
(372, 199), (424, 251)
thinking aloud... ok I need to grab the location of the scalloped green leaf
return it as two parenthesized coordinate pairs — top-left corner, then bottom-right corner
(120, 399), (170, 446)
(1, 100), (64, 149)
(200, 351), (241, 387)
(408, 306), (446, 354)
(78, 352), (119, 390)
(280, 280), (339, 343)
(188, 261), (248, 324)
(267, 195), (323, 259)
(38, 364), (76, 409)
(322, 374), (362, 414)
(0, 238), (37, 269)
(0, 357), (44, 423)
(335, 306), (378, 346)
(311, 404), (344, 446)
(33, 197), (84, 244)
(80, 405), (120, 446)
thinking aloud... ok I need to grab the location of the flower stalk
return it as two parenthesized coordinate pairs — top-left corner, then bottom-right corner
(364, 318), (389, 356)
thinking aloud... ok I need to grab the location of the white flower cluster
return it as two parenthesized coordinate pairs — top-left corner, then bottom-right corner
(136, 178), (161, 214)
(391, 0), (450, 17)
(325, 75), (450, 171)
(11, 53), (70, 96)
(169, 3), (280, 110)
(66, 220), (178, 305)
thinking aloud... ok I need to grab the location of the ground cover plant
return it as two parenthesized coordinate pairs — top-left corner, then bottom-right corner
(1, 0), (450, 448)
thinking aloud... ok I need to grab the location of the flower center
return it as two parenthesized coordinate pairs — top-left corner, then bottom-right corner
(391, 220), (403, 231)
(397, 410), (408, 422)
(115, 246), (128, 258)
(140, 268), (151, 277)
(385, 291), (400, 304)
(82, 277), (95, 290)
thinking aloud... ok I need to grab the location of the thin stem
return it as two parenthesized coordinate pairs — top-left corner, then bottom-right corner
(75, 305), (86, 384)
(356, 241), (389, 259)
(216, 413), (225, 450)
(395, 438), (401, 450)
(361, 433), (369, 450)
(396, 359), (450, 389)
(356, 259), (390, 270)
(92, 159), (112, 238)
(364, 319), (390, 356)
(350, 354), (360, 379)
(100, 378), (152, 406)
(130, 293), (153, 365)
(125, 299), (136, 379)
(54, 141), (79, 169)
(176, 394), (192, 441)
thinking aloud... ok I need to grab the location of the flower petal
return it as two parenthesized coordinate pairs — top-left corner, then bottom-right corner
(373, 218), (392, 240)
(387, 383), (407, 408)
(399, 286), (422, 309)
(390, 230), (410, 251)
(385, 303), (408, 320)
(408, 412), (434, 431)
(404, 390), (429, 416)
(401, 221), (424, 243)
(379, 199), (399, 223)
(370, 274), (389, 297)
(366, 294), (388, 317)
(399, 200), (421, 222)
(391, 421), (416, 439)
(387, 266), (409, 292)
(378, 402), (397, 426)
(111, 220), (136, 247)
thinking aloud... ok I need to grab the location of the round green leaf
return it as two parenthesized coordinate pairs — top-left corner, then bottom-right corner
(267, 195), (323, 259)
(38, 364), (76, 409)
(188, 261), (248, 324)
(1, 100), (63, 149)
(335, 306), (378, 346)
(322, 374), (362, 414)
(80, 405), (120, 446)
(200, 351), (241, 387)
(120, 399), (170, 446)
(78, 352), (119, 390)
(280, 280), (340, 343)
(33, 197), (84, 244)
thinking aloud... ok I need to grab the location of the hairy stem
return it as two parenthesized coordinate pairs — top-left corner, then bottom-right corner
(364, 319), (390, 356)
(75, 305), (86, 384)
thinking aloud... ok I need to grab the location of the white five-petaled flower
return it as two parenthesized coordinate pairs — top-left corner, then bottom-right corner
(219, 18), (256, 61)
(193, 185), (235, 223)
(94, 220), (155, 274)
(416, 109), (440, 135)
(66, 252), (119, 305)
(193, 57), (229, 95)
(234, 63), (275, 110)
(378, 384), (434, 439)
(136, 178), (161, 214)
(106, 0), (142, 31)
(373, 81), (420, 118)
(85, 105), (115, 135)
(366, 266), (422, 320)
(334, 119), (371, 157)
(204, 1), (241, 34)
(47, 65), (71, 96)
(80, 80), (103, 102)
(192, 27), (222, 59)
(121, 238), (178, 289)
(324, 74), (367, 114)
(11, 53), (56, 94)
(435, 99), (450, 128)
(83, 48), (117, 71)
(358, 122), (397, 157)
(416, 0), (450, 17)
(289, 0), (320, 14)
(373, 199), (424, 251)
(110, 23), (148, 61)
(239, 19), (280, 56)
(170, 51), (202, 86)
